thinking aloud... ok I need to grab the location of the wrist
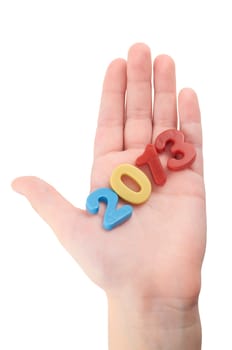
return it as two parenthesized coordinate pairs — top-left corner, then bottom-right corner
(106, 293), (201, 350)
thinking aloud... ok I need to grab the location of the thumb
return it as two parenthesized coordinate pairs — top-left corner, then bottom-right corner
(11, 176), (88, 252)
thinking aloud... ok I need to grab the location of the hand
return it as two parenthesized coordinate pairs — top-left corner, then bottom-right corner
(12, 43), (206, 348)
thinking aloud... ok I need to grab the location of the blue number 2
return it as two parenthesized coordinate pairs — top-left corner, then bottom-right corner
(86, 188), (133, 230)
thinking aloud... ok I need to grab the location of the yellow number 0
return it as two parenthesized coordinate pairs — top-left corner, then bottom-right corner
(110, 164), (151, 204)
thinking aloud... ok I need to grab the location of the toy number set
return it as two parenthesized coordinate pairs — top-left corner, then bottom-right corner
(86, 129), (196, 230)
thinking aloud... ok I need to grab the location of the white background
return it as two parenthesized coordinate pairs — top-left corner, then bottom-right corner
(0, 0), (231, 349)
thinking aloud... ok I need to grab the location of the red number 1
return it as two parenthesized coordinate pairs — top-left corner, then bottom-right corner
(135, 144), (167, 186)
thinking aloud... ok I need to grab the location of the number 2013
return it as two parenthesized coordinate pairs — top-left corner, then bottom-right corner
(86, 129), (196, 230)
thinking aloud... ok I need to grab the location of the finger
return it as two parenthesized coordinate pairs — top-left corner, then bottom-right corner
(178, 88), (204, 176)
(124, 43), (152, 149)
(11, 176), (88, 253)
(94, 58), (126, 159)
(152, 55), (177, 141)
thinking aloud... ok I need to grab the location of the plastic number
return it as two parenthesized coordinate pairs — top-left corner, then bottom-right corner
(86, 188), (133, 230)
(136, 144), (167, 185)
(110, 164), (151, 204)
(155, 129), (196, 170)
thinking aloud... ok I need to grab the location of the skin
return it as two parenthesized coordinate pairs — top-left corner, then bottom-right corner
(12, 43), (206, 349)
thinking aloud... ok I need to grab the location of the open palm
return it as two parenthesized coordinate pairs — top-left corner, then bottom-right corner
(12, 44), (206, 307)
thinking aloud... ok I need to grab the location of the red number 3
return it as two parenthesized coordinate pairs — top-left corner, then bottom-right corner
(155, 129), (196, 171)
